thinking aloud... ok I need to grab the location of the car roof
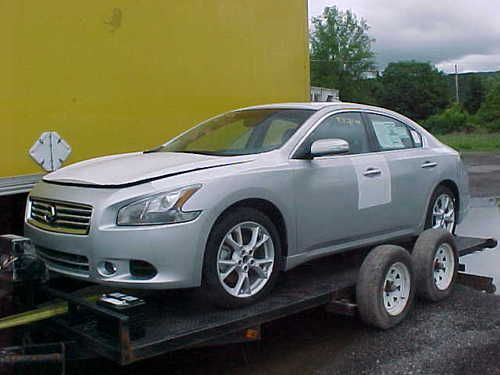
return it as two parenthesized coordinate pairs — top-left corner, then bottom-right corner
(240, 102), (420, 124)
(239, 102), (389, 112)
(239, 102), (341, 111)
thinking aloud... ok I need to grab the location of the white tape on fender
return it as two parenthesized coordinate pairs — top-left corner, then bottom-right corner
(351, 155), (391, 209)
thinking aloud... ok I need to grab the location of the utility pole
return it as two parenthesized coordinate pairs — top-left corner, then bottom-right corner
(455, 64), (460, 104)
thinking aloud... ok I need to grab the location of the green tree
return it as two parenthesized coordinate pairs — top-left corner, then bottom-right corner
(423, 104), (469, 134)
(310, 6), (376, 101)
(476, 81), (500, 131)
(378, 61), (449, 120)
(462, 75), (485, 114)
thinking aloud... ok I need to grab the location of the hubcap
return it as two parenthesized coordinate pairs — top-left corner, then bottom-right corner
(217, 221), (275, 298)
(432, 194), (455, 232)
(383, 262), (411, 316)
(433, 243), (455, 290)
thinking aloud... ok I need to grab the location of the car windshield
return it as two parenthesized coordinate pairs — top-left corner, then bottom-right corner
(155, 109), (315, 156)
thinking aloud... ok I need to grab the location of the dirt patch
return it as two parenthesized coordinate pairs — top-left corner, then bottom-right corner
(462, 152), (500, 197)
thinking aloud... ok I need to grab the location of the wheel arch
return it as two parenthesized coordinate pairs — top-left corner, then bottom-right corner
(437, 179), (460, 217)
(210, 198), (289, 260)
(420, 179), (461, 233)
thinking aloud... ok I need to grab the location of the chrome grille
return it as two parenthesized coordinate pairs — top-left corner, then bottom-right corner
(36, 246), (90, 276)
(28, 197), (93, 235)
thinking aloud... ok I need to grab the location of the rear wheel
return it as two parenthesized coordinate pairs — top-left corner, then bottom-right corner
(425, 185), (457, 233)
(356, 245), (415, 329)
(203, 208), (282, 308)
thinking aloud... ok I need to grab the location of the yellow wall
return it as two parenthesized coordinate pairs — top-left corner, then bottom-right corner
(0, 0), (309, 178)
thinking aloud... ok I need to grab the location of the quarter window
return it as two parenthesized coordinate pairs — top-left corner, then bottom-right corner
(410, 129), (423, 147)
(366, 114), (415, 150)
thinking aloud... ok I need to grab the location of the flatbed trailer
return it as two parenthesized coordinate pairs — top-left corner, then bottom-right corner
(0, 235), (497, 369)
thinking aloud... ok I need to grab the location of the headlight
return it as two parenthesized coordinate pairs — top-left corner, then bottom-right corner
(117, 185), (202, 225)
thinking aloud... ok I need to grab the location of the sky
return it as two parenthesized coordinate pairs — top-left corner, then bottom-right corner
(308, 0), (500, 73)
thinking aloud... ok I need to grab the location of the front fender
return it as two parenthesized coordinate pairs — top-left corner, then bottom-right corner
(183, 171), (297, 266)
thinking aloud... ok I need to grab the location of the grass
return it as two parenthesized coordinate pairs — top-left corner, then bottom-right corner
(436, 132), (500, 151)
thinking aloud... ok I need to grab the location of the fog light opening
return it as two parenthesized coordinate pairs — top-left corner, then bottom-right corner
(130, 260), (157, 279)
(98, 261), (118, 277)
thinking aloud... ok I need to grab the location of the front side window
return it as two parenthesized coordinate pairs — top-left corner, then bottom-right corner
(300, 112), (369, 155)
(366, 114), (415, 151)
(158, 109), (314, 156)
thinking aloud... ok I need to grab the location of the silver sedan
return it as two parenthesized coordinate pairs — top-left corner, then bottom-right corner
(25, 102), (470, 307)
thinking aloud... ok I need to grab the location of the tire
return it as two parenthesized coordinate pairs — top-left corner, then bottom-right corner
(202, 207), (282, 308)
(412, 229), (458, 302)
(425, 185), (457, 234)
(356, 245), (415, 330)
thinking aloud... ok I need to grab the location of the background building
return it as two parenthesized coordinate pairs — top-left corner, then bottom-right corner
(311, 86), (340, 102)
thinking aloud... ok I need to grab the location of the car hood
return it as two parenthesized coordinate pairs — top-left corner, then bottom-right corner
(42, 152), (254, 187)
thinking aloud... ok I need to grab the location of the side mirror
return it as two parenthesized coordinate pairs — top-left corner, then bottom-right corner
(310, 138), (350, 158)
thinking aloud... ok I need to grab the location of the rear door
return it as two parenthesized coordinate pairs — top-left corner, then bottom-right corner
(363, 112), (436, 231)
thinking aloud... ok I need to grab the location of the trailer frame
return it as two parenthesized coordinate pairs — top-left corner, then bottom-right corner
(0, 235), (497, 370)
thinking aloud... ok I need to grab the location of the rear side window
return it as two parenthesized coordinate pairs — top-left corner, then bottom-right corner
(366, 114), (415, 151)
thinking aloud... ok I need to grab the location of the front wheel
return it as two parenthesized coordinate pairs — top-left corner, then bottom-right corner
(202, 208), (282, 308)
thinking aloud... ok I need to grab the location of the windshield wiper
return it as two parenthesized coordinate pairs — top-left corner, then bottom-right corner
(171, 150), (228, 156)
(143, 146), (163, 154)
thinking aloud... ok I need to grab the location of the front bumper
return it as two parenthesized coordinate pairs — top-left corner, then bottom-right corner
(24, 180), (211, 289)
(25, 216), (207, 289)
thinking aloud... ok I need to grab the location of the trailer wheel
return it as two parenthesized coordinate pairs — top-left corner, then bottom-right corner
(412, 229), (458, 302)
(356, 245), (415, 329)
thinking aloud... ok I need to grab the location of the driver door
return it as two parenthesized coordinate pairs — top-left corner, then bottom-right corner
(291, 111), (390, 257)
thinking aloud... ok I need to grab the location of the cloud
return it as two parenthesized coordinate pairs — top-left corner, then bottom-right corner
(437, 53), (500, 74)
(309, 0), (500, 72)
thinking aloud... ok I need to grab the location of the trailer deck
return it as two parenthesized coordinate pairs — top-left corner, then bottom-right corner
(39, 235), (496, 365)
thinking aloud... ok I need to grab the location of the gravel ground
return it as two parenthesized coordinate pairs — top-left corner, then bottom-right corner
(461, 152), (500, 197)
(314, 285), (500, 375)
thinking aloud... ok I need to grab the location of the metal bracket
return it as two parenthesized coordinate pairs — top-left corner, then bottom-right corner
(0, 342), (66, 374)
(325, 287), (357, 316)
(457, 272), (496, 294)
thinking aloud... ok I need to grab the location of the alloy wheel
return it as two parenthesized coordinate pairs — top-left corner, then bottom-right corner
(217, 221), (275, 298)
(432, 193), (455, 232)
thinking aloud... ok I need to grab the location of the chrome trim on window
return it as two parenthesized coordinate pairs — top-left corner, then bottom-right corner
(290, 108), (427, 159)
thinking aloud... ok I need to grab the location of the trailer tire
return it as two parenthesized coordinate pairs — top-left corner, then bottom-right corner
(412, 229), (458, 302)
(356, 245), (415, 330)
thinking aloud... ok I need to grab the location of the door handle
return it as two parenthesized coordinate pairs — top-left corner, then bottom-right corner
(363, 168), (382, 177)
(421, 161), (437, 169)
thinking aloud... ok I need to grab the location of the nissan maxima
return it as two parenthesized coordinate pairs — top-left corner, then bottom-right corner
(25, 102), (470, 307)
